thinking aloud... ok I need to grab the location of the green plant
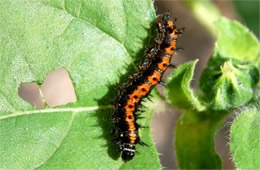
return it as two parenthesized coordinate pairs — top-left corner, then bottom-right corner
(165, 17), (259, 168)
(0, 0), (259, 169)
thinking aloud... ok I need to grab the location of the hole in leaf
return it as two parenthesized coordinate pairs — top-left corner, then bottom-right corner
(41, 68), (77, 107)
(18, 68), (77, 108)
(18, 83), (44, 109)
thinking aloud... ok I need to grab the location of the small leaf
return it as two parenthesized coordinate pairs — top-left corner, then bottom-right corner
(175, 110), (226, 169)
(230, 104), (260, 169)
(165, 60), (206, 112)
(200, 56), (259, 110)
(216, 17), (260, 64)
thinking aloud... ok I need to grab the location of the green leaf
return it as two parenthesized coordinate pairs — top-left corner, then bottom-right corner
(0, 0), (160, 169)
(199, 17), (260, 111)
(165, 60), (206, 112)
(215, 17), (260, 64)
(234, 1), (260, 39)
(230, 104), (260, 169)
(200, 56), (259, 110)
(175, 110), (226, 169)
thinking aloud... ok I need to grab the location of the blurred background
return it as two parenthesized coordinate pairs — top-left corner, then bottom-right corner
(17, 0), (259, 169)
(151, 0), (259, 169)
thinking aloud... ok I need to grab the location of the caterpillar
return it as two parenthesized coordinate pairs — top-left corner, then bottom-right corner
(112, 12), (184, 162)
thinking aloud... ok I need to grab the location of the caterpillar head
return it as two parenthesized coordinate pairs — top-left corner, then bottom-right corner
(120, 144), (136, 162)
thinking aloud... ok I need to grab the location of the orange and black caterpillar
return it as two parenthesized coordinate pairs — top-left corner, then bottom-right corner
(112, 12), (184, 162)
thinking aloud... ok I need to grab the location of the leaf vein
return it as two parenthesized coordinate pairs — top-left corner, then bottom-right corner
(0, 105), (112, 120)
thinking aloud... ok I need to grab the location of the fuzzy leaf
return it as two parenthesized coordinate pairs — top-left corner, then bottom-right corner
(200, 17), (260, 111)
(216, 18), (260, 64)
(200, 56), (259, 110)
(230, 105), (260, 169)
(0, 0), (160, 169)
(165, 60), (206, 112)
(175, 110), (226, 169)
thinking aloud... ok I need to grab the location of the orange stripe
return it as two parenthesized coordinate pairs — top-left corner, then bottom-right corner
(167, 20), (174, 29)
(124, 100), (135, 112)
(147, 70), (162, 85)
(158, 56), (170, 71)
(125, 113), (135, 122)
(128, 90), (141, 104)
(137, 83), (151, 97)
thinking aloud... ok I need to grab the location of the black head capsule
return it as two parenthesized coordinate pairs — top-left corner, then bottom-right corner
(120, 144), (136, 162)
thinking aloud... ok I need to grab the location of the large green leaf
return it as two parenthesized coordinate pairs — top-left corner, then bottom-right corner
(230, 103), (260, 169)
(0, 0), (161, 168)
(175, 110), (226, 169)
